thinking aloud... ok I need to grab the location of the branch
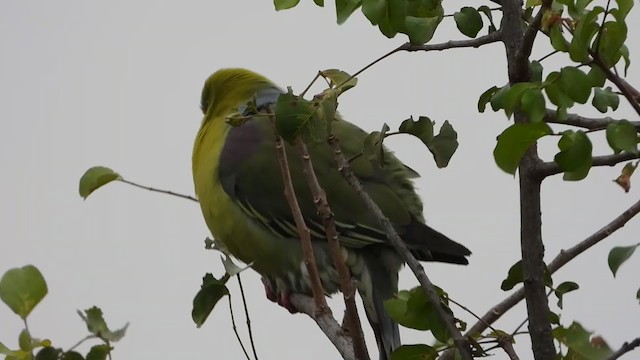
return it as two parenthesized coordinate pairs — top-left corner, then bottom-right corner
(345, 31), (503, 84)
(402, 30), (503, 52)
(327, 135), (473, 360)
(607, 337), (640, 360)
(516, 5), (547, 72)
(502, 0), (555, 357)
(499, 337), (520, 360)
(294, 138), (370, 360)
(119, 179), (198, 202)
(290, 294), (356, 360)
(462, 197), (640, 340)
(544, 109), (640, 130)
(590, 50), (640, 117)
(272, 128), (329, 314)
(537, 152), (640, 177)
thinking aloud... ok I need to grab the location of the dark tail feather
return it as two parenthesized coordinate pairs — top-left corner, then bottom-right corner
(403, 217), (471, 265)
(362, 253), (401, 360)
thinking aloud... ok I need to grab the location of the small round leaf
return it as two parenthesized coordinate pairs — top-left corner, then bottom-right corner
(79, 166), (122, 199)
(0, 265), (48, 319)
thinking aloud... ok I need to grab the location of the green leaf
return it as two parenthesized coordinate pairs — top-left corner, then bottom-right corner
(0, 265), (48, 319)
(86, 345), (111, 360)
(501, 260), (524, 291)
(587, 66), (607, 87)
(78, 307), (128, 342)
(390, 344), (437, 360)
(275, 88), (323, 143)
(553, 322), (614, 360)
(549, 311), (560, 325)
(502, 82), (538, 117)
(336, 0), (361, 24)
(314, 0), (324, 5)
(404, 16), (441, 45)
(478, 86), (499, 112)
(545, 72), (574, 108)
(636, 288), (640, 304)
(362, 0), (386, 24)
(79, 166), (122, 199)
(19, 329), (31, 351)
(619, 45), (631, 76)
(385, 287), (451, 342)
(320, 69), (358, 94)
(555, 281), (579, 309)
(192, 273), (230, 327)
(428, 121), (458, 168)
(550, 24), (569, 52)
(399, 116), (434, 145)
(554, 130), (593, 181)
(501, 260), (553, 290)
(490, 85), (510, 112)
(569, 7), (602, 62)
(560, 67), (592, 104)
(614, 0), (633, 18)
(606, 120), (638, 154)
(530, 61), (543, 82)
(477, 5), (496, 31)
(0, 342), (17, 356)
(494, 122), (552, 174)
(597, 21), (627, 68)
(608, 243), (639, 277)
(453, 7), (483, 38)
(62, 351), (85, 360)
(520, 88), (546, 123)
(35, 347), (61, 360)
(273, 0), (300, 10)
(593, 87), (620, 113)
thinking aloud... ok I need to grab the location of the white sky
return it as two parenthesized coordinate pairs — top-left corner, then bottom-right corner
(1, 1), (638, 359)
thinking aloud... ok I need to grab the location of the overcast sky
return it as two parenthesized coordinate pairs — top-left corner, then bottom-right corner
(1, 1), (639, 359)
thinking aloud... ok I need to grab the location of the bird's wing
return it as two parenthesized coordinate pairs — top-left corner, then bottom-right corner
(217, 92), (419, 249)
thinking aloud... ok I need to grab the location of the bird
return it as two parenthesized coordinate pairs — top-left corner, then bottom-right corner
(192, 68), (471, 360)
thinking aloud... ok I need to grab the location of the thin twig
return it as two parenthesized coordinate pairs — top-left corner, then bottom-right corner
(516, 5), (547, 71)
(447, 296), (497, 333)
(66, 335), (97, 353)
(462, 197), (640, 339)
(271, 127), (330, 314)
(237, 274), (259, 360)
(543, 110), (640, 130)
(337, 31), (503, 89)
(228, 294), (252, 360)
(538, 152), (640, 177)
(118, 179), (197, 202)
(327, 135), (473, 360)
(607, 337), (640, 360)
(590, 50), (640, 117)
(294, 138), (369, 360)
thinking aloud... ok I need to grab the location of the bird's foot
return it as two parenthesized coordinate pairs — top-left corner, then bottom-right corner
(276, 291), (298, 314)
(261, 278), (298, 314)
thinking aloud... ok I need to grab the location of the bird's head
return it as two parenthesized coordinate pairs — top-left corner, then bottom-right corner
(200, 68), (276, 119)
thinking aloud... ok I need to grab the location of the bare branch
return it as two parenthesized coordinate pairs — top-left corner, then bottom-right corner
(272, 128), (330, 314)
(403, 30), (503, 52)
(462, 197), (640, 340)
(544, 110), (640, 130)
(327, 135), (473, 360)
(537, 152), (640, 177)
(344, 31), (503, 86)
(294, 138), (370, 360)
(119, 179), (198, 202)
(607, 337), (640, 360)
(502, 0), (555, 357)
(290, 294), (356, 360)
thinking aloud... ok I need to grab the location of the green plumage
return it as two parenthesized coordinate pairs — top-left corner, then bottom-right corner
(192, 68), (471, 360)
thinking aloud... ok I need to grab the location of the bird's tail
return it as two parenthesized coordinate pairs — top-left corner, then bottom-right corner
(361, 252), (401, 360)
